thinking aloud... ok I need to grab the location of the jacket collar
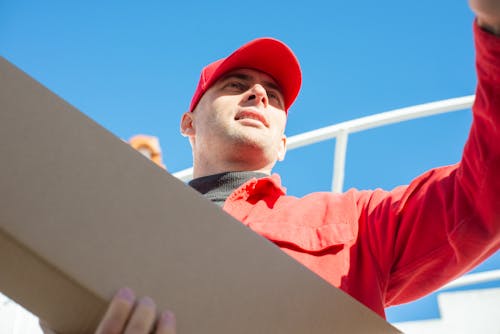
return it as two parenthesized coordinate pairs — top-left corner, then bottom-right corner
(226, 173), (286, 202)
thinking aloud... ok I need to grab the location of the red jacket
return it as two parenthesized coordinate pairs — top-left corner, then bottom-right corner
(222, 22), (500, 319)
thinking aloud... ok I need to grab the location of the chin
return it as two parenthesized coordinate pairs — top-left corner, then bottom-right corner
(236, 147), (277, 169)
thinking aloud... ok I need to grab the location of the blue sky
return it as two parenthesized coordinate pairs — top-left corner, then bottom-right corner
(2, 0), (499, 324)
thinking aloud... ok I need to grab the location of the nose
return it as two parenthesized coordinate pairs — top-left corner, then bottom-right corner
(247, 84), (268, 108)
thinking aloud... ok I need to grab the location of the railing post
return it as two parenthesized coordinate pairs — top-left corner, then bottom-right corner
(332, 130), (349, 193)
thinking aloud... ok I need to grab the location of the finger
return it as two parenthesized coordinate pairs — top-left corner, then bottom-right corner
(123, 296), (157, 334)
(156, 310), (176, 334)
(95, 287), (136, 334)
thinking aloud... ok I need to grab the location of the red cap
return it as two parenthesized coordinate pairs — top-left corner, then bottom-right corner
(189, 37), (302, 113)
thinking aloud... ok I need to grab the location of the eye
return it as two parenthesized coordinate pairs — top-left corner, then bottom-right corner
(224, 80), (247, 92)
(268, 91), (278, 100)
(267, 90), (284, 108)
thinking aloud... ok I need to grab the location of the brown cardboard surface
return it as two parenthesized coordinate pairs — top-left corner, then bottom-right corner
(0, 56), (401, 334)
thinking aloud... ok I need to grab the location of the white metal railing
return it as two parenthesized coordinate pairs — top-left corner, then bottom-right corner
(173, 95), (475, 193)
(173, 94), (500, 320)
(440, 269), (500, 290)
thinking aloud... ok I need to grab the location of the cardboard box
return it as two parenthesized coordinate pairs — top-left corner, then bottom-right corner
(0, 56), (401, 333)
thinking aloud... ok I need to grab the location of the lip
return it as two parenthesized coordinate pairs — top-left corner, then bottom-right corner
(234, 109), (269, 127)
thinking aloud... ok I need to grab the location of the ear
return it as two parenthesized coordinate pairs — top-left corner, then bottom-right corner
(180, 112), (195, 137)
(277, 135), (287, 161)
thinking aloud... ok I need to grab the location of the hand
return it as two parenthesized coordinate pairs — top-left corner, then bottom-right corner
(39, 288), (176, 334)
(95, 288), (176, 334)
(470, 0), (500, 35)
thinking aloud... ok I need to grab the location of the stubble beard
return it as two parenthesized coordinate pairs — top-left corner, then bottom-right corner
(221, 126), (277, 168)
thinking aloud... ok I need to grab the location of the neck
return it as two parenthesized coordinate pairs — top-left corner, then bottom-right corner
(192, 155), (273, 179)
(192, 164), (272, 179)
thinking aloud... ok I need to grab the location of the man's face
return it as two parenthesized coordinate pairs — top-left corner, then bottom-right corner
(181, 68), (288, 172)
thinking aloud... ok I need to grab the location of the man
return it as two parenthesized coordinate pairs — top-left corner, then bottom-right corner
(91, 1), (500, 333)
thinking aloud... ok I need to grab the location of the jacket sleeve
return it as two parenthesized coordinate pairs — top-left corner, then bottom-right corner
(357, 21), (500, 307)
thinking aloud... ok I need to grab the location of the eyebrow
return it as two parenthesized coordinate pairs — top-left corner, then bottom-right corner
(220, 73), (282, 94)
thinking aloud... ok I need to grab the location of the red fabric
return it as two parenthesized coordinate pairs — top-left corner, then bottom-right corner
(222, 22), (500, 319)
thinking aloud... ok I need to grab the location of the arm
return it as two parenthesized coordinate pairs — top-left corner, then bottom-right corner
(470, 0), (500, 35)
(359, 2), (500, 306)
